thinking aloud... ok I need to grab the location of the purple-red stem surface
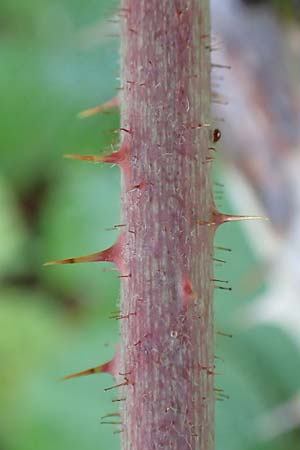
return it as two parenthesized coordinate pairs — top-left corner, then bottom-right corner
(119, 1), (214, 449)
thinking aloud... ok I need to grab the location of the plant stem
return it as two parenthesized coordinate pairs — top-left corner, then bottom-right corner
(119, 1), (214, 449)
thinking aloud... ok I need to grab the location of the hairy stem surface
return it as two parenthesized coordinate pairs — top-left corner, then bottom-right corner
(119, 1), (214, 449)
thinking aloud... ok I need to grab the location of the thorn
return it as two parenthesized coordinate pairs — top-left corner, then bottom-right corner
(202, 156), (214, 164)
(119, 127), (133, 135)
(109, 310), (121, 319)
(64, 154), (105, 162)
(216, 392), (230, 400)
(213, 257), (226, 264)
(212, 98), (229, 106)
(219, 213), (268, 224)
(127, 180), (148, 193)
(214, 387), (224, 392)
(215, 246), (231, 252)
(104, 379), (129, 392)
(211, 63), (231, 69)
(61, 365), (103, 381)
(112, 397), (126, 403)
(78, 97), (119, 118)
(110, 312), (136, 320)
(64, 145), (129, 169)
(44, 252), (105, 266)
(199, 364), (216, 375)
(215, 285), (232, 291)
(61, 356), (117, 381)
(210, 278), (229, 284)
(100, 421), (123, 425)
(44, 247), (113, 267)
(44, 233), (124, 270)
(185, 122), (211, 129)
(216, 331), (233, 338)
(118, 370), (133, 377)
(197, 219), (216, 226)
(126, 80), (137, 85)
(105, 224), (127, 231)
(198, 210), (268, 227)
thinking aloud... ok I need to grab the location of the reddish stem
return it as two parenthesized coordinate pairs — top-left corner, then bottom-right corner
(118, 1), (214, 450)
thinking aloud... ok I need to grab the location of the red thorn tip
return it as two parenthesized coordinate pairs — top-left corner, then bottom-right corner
(78, 97), (119, 118)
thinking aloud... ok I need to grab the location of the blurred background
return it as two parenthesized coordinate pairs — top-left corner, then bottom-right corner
(1, 0), (300, 449)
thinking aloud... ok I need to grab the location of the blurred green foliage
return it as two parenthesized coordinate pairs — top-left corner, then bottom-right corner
(0, 1), (299, 450)
(243, 0), (300, 21)
(271, 0), (300, 21)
